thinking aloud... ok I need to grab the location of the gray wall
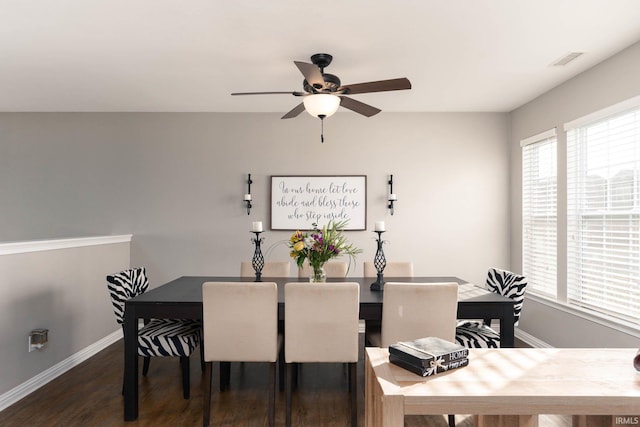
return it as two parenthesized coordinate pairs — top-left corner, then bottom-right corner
(0, 112), (510, 288)
(510, 41), (640, 347)
(0, 111), (510, 396)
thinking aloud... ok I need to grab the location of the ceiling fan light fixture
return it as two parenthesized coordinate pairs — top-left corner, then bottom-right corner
(232, 53), (411, 121)
(303, 94), (340, 118)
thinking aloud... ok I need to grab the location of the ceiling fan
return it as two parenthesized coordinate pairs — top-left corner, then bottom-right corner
(231, 53), (412, 124)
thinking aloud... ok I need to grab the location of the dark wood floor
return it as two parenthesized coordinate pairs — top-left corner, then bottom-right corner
(0, 337), (568, 427)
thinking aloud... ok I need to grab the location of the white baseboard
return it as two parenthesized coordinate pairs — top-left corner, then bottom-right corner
(0, 329), (123, 412)
(515, 328), (553, 348)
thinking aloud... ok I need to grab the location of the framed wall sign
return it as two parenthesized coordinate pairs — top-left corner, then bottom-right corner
(270, 175), (367, 230)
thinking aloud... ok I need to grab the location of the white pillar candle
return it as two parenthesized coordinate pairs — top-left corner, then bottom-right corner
(375, 221), (385, 232)
(252, 221), (263, 232)
(388, 193), (397, 201)
(244, 193), (252, 201)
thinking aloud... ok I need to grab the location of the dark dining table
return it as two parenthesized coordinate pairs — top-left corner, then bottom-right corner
(123, 276), (515, 421)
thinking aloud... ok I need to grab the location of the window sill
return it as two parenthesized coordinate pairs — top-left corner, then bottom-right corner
(526, 291), (640, 339)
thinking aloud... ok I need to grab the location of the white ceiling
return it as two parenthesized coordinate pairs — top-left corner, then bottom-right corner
(2, 0), (640, 113)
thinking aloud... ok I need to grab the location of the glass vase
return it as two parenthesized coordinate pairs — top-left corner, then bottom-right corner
(310, 265), (326, 283)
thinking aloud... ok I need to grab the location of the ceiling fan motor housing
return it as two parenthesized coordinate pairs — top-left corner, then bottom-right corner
(304, 73), (341, 93)
(306, 53), (340, 91)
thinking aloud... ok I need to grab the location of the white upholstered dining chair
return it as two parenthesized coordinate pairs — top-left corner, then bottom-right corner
(284, 282), (359, 427)
(366, 280), (459, 427)
(366, 281), (459, 347)
(363, 261), (414, 339)
(201, 281), (280, 427)
(240, 261), (290, 278)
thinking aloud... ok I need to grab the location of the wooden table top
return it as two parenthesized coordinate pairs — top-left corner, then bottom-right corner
(365, 347), (640, 415)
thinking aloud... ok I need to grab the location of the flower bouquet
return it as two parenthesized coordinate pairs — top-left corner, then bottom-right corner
(288, 220), (362, 282)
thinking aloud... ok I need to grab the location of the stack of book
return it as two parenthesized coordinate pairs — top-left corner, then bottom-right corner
(389, 336), (469, 377)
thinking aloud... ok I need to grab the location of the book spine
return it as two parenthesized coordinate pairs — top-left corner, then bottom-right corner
(389, 354), (469, 377)
(389, 346), (468, 367)
(389, 354), (430, 376)
(388, 346), (432, 368)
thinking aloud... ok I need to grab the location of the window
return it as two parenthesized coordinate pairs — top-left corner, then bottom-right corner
(522, 130), (557, 297)
(565, 99), (640, 323)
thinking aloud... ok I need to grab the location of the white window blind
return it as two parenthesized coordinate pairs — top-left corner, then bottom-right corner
(522, 129), (557, 297)
(566, 102), (640, 324)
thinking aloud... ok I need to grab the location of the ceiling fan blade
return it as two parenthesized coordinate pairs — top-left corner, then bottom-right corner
(281, 103), (306, 119)
(294, 61), (324, 90)
(338, 78), (411, 95)
(339, 96), (381, 117)
(232, 91), (305, 96)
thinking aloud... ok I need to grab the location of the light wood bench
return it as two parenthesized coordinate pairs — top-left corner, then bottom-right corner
(365, 347), (640, 427)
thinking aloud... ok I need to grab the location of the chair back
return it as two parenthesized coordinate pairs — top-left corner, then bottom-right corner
(240, 261), (290, 278)
(106, 267), (149, 324)
(486, 268), (528, 325)
(297, 261), (349, 278)
(381, 282), (458, 347)
(284, 282), (359, 363)
(364, 261), (413, 278)
(202, 281), (278, 362)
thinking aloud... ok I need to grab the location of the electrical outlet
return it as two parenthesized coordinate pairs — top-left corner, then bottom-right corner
(28, 332), (47, 352)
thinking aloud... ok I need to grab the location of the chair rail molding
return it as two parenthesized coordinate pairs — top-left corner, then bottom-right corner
(0, 234), (132, 256)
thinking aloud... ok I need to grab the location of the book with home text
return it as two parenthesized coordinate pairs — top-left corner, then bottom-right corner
(389, 353), (469, 377)
(388, 336), (468, 368)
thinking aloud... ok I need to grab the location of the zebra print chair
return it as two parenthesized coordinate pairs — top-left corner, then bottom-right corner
(106, 267), (201, 399)
(455, 267), (528, 348)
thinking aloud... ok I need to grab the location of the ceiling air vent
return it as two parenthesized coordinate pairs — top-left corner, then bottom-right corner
(552, 52), (584, 67)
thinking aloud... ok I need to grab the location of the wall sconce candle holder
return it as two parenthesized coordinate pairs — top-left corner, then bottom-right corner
(244, 174), (253, 215)
(370, 230), (387, 291)
(388, 174), (397, 215)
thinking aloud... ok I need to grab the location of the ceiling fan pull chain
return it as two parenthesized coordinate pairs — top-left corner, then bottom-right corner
(319, 115), (326, 143)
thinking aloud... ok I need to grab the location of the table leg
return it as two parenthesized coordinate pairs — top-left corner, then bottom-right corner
(123, 304), (138, 421)
(500, 305), (515, 348)
(365, 355), (377, 427)
(365, 353), (403, 427)
(380, 394), (404, 427)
